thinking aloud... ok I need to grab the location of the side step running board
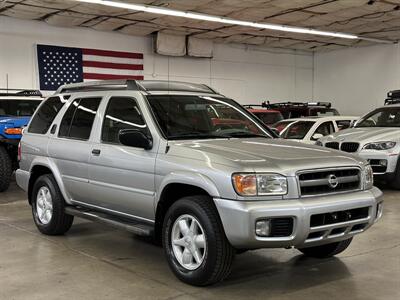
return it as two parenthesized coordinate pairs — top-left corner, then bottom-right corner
(65, 206), (154, 237)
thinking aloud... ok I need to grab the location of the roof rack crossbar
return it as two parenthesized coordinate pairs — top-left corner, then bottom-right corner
(0, 88), (42, 97)
(56, 80), (143, 94)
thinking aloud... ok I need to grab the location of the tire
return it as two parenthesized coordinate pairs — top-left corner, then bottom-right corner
(390, 160), (400, 190)
(299, 237), (353, 258)
(162, 195), (235, 286)
(0, 146), (12, 192)
(31, 174), (74, 235)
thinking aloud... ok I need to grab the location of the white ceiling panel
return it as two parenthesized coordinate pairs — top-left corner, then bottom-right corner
(1, 0), (399, 51)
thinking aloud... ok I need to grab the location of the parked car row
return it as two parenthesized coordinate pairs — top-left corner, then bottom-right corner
(318, 103), (400, 188)
(14, 80), (383, 286)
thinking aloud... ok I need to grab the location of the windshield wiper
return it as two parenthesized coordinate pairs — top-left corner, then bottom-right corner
(226, 131), (269, 138)
(168, 132), (231, 140)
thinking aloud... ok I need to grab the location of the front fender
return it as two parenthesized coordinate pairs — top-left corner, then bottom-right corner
(29, 156), (73, 205)
(156, 171), (221, 204)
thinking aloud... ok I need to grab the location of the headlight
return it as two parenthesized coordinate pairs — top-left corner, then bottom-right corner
(363, 165), (374, 190)
(363, 141), (396, 150)
(232, 173), (287, 196)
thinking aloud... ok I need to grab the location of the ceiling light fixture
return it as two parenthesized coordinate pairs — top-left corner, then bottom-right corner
(76, 0), (393, 43)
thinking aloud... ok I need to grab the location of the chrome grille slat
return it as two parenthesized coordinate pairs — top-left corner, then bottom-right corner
(298, 167), (361, 197)
(299, 175), (359, 187)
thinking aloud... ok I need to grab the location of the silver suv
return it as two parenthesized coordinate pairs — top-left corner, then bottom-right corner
(17, 80), (383, 286)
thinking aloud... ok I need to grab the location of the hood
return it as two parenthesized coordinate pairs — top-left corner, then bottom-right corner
(320, 127), (400, 144)
(168, 138), (364, 176)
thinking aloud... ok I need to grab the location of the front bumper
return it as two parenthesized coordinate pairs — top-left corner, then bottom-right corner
(358, 150), (398, 175)
(215, 187), (383, 249)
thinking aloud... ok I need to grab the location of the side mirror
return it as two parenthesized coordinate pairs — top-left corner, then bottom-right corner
(311, 133), (324, 141)
(119, 129), (153, 150)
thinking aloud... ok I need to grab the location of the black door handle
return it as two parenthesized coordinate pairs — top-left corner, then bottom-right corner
(92, 149), (101, 156)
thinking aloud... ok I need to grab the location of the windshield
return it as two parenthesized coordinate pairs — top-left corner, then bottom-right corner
(355, 107), (400, 128)
(280, 121), (315, 139)
(253, 111), (283, 125)
(146, 95), (272, 140)
(273, 120), (294, 133)
(0, 99), (41, 117)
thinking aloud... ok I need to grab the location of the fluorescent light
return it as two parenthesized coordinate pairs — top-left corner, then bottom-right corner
(77, 0), (359, 39)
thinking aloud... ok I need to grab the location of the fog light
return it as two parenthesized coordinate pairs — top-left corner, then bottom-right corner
(255, 219), (271, 237)
(376, 202), (383, 220)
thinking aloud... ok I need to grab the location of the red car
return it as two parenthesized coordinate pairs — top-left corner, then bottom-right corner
(243, 105), (284, 126)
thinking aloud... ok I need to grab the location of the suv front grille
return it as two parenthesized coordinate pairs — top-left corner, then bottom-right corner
(298, 168), (361, 197)
(325, 142), (339, 150)
(340, 142), (359, 153)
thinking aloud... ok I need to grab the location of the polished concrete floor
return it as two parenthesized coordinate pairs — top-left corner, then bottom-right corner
(0, 181), (399, 300)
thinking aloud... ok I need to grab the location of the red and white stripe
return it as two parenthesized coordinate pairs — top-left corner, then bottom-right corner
(82, 48), (144, 81)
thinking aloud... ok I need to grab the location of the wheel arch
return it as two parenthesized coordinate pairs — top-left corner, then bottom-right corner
(154, 173), (221, 243)
(28, 158), (70, 205)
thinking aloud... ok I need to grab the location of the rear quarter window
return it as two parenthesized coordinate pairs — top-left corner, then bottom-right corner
(29, 96), (66, 134)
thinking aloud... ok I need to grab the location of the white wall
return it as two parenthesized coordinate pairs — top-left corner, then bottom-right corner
(314, 43), (400, 116)
(0, 16), (313, 104)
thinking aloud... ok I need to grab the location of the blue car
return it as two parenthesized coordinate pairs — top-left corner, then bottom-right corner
(0, 89), (43, 192)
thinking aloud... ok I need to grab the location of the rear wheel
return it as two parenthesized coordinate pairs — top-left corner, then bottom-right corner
(299, 238), (353, 258)
(162, 195), (235, 286)
(0, 146), (12, 192)
(32, 174), (74, 235)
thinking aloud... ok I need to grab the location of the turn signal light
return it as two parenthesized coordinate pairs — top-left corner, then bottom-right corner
(4, 128), (23, 135)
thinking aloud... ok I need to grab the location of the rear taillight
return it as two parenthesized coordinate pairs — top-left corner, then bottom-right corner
(18, 142), (22, 162)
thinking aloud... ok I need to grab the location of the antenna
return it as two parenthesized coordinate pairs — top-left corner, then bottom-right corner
(166, 57), (170, 153)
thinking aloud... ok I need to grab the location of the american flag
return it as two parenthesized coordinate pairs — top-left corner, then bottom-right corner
(37, 44), (144, 90)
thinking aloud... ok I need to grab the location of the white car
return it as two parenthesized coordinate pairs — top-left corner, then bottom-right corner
(274, 116), (359, 144)
(319, 104), (400, 188)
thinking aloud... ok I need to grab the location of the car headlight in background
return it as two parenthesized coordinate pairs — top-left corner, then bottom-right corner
(232, 173), (287, 196)
(363, 141), (396, 150)
(363, 165), (374, 190)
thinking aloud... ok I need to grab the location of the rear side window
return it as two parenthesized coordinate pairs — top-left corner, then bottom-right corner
(315, 121), (335, 136)
(102, 97), (147, 144)
(59, 97), (101, 140)
(29, 96), (65, 134)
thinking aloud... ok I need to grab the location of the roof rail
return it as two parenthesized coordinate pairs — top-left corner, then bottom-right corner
(0, 88), (42, 97)
(56, 80), (142, 94)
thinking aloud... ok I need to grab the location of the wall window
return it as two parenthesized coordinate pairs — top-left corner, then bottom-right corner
(59, 97), (101, 140)
(29, 96), (65, 134)
(102, 97), (147, 144)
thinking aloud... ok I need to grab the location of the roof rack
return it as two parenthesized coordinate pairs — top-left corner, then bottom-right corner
(56, 80), (219, 95)
(385, 90), (400, 105)
(0, 88), (42, 97)
(262, 101), (332, 109)
(56, 80), (142, 94)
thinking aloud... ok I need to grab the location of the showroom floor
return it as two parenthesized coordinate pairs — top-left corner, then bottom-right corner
(0, 181), (399, 300)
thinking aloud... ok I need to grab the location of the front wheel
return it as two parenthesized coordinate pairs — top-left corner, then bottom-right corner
(162, 195), (235, 286)
(298, 237), (353, 258)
